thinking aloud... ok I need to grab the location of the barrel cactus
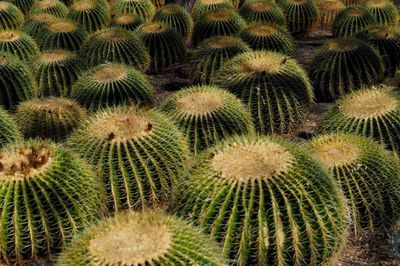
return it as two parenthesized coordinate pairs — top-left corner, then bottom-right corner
(189, 36), (250, 84)
(111, 13), (144, 30)
(67, 107), (188, 211)
(332, 6), (377, 37)
(173, 135), (348, 265)
(153, 4), (193, 40)
(0, 52), (36, 109)
(363, 0), (398, 26)
(0, 106), (21, 148)
(240, 22), (296, 57)
(191, 0), (234, 21)
(16, 98), (87, 141)
(113, 0), (155, 21)
(56, 211), (226, 266)
(307, 133), (400, 232)
(4, 0), (36, 13)
(215, 51), (313, 134)
(79, 27), (150, 70)
(0, 139), (101, 263)
(310, 38), (384, 102)
(67, 0), (109, 32)
(0, 1), (24, 30)
(239, 0), (286, 26)
(72, 63), (155, 109)
(151, 0), (164, 9)
(136, 21), (186, 73)
(315, 0), (346, 28)
(0, 30), (40, 60)
(22, 13), (58, 41)
(192, 9), (247, 46)
(31, 0), (68, 18)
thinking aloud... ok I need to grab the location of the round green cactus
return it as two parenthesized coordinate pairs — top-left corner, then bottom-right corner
(309, 38), (384, 102)
(192, 9), (247, 46)
(307, 133), (400, 232)
(67, 0), (110, 33)
(39, 19), (88, 51)
(113, 0), (155, 21)
(191, 0), (234, 21)
(67, 107), (188, 211)
(173, 135), (348, 265)
(16, 97), (87, 141)
(189, 36), (250, 84)
(363, 0), (398, 26)
(0, 1), (24, 30)
(136, 21), (186, 73)
(56, 211), (226, 266)
(215, 51), (313, 134)
(0, 52), (36, 109)
(72, 63), (155, 109)
(4, 0), (37, 13)
(33, 49), (84, 97)
(318, 86), (400, 155)
(239, 0), (286, 26)
(110, 13), (144, 30)
(31, 0), (68, 18)
(0, 106), (21, 148)
(0, 139), (101, 264)
(278, 0), (319, 36)
(0, 30), (40, 60)
(153, 4), (193, 40)
(21, 13), (58, 41)
(161, 85), (254, 154)
(240, 22), (296, 57)
(315, 0), (346, 28)
(79, 27), (150, 70)
(332, 6), (377, 37)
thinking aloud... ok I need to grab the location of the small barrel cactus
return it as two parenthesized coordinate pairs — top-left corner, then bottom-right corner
(67, 0), (110, 32)
(79, 27), (150, 70)
(191, 0), (234, 21)
(215, 51), (313, 134)
(0, 106), (21, 148)
(56, 211), (226, 266)
(173, 135), (347, 265)
(307, 133), (400, 232)
(67, 106), (188, 211)
(21, 13), (58, 41)
(161, 85), (254, 154)
(0, 1), (24, 30)
(363, 0), (398, 26)
(318, 86), (400, 155)
(72, 63), (155, 109)
(111, 13), (144, 30)
(315, 0), (346, 28)
(189, 36), (250, 84)
(136, 21), (186, 73)
(278, 0), (319, 36)
(310, 38), (384, 102)
(0, 52), (36, 109)
(192, 8), (247, 46)
(113, 0), (155, 21)
(4, 0), (36, 13)
(16, 97), (87, 141)
(0, 30), (39, 60)
(240, 22), (296, 57)
(153, 4), (193, 40)
(332, 6), (377, 37)
(31, 0), (68, 18)
(239, 0), (286, 26)
(0, 139), (101, 264)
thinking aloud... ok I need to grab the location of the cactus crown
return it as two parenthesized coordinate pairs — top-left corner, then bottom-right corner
(140, 21), (168, 33)
(236, 52), (284, 74)
(364, 0), (387, 8)
(346, 6), (366, 16)
(0, 30), (19, 41)
(207, 35), (239, 47)
(39, 49), (69, 63)
(35, 0), (59, 9)
(205, 9), (233, 21)
(71, 0), (95, 11)
(247, 23), (277, 36)
(176, 89), (223, 115)
(93, 64), (126, 83)
(114, 13), (141, 25)
(0, 2), (11, 9)
(29, 13), (58, 23)
(48, 19), (77, 33)
(248, 1), (274, 12)
(366, 25), (396, 38)
(328, 38), (359, 51)
(160, 4), (181, 14)
(318, 0), (345, 11)
(200, 0), (226, 4)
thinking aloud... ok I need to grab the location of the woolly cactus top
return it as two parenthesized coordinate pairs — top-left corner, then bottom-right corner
(0, 30), (19, 42)
(364, 25), (398, 38)
(206, 35), (240, 48)
(287, 0), (308, 4)
(140, 21), (168, 33)
(205, 9), (234, 21)
(39, 49), (70, 63)
(199, 0), (226, 4)
(317, 0), (345, 11)
(0, 2), (12, 10)
(247, 1), (275, 12)
(328, 38), (359, 51)
(364, 0), (388, 8)
(97, 29), (129, 42)
(175, 89), (224, 116)
(48, 20), (78, 33)
(232, 52), (289, 76)
(246, 23), (279, 36)
(19, 97), (85, 115)
(92, 64), (127, 83)
(35, 0), (61, 9)
(27, 13), (58, 23)
(344, 6), (368, 17)
(70, 0), (96, 11)
(159, 4), (183, 14)
(114, 14), (141, 25)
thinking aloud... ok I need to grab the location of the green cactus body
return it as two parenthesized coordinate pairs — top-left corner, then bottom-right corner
(153, 4), (193, 40)
(310, 38), (384, 102)
(67, 107), (188, 211)
(79, 28), (150, 70)
(239, 0), (286, 26)
(111, 13), (144, 30)
(191, 0), (234, 21)
(4, 0), (37, 13)
(332, 6), (377, 37)
(56, 211), (226, 266)
(0, 106), (21, 148)
(315, 0), (346, 28)
(215, 51), (313, 134)
(22, 13), (58, 41)
(307, 133), (400, 232)
(114, 0), (155, 21)
(0, 140), (101, 264)
(192, 9), (247, 46)
(173, 135), (347, 265)
(0, 2), (24, 30)
(31, 0), (68, 18)
(0, 52), (36, 109)
(136, 21), (186, 73)
(67, 0), (110, 33)
(278, 0), (318, 36)
(240, 22), (296, 57)
(161, 85), (254, 154)
(72, 63), (155, 109)
(363, 0), (398, 26)
(0, 30), (39, 60)
(16, 98), (87, 141)
(189, 36), (250, 84)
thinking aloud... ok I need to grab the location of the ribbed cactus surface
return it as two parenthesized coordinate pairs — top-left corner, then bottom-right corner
(0, 1), (24, 30)
(0, 30), (40, 60)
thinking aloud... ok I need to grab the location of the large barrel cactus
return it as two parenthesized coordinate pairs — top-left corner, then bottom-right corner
(363, 0), (398, 26)
(111, 13), (144, 30)
(56, 211), (226, 266)
(239, 0), (286, 26)
(0, 1), (24, 30)
(173, 135), (348, 265)
(67, 0), (109, 32)
(153, 4), (193, 40)
(21, 13), (58, 41)
(0, 30), (40, 60)
(0, 139), (101, 264)
(67, 107), (188, 212)
(278, 0), (318, 36)
(0, 106), (21, 148)
(191, 0), (234, 21)
(332, 6), (377, 37)
(31, 0), (68, 18)
(113, 0), (155, 21)
(215, 51), (313, 134)
(315, 0), (346, 28)
(4, 0), (36, 13)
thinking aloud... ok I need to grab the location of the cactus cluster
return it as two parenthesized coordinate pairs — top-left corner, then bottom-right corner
(0, 1), (24, 30)
(111, 13), (144, 30)
(22, 13), (58, 41)
(191, 0), (234, 21)
(114, 0), (155, 21)
(0, 30), (39, 60)
(153, 4), (193, 40)
(363, 0), (398, 26)
(315, 0), (346, 28)
(31, 0), (68, 18)
(67, 0), (110, 32)
(332, 6), (377, 37)
(239, 0), (286, 26)
(0, 106), (21, 148)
